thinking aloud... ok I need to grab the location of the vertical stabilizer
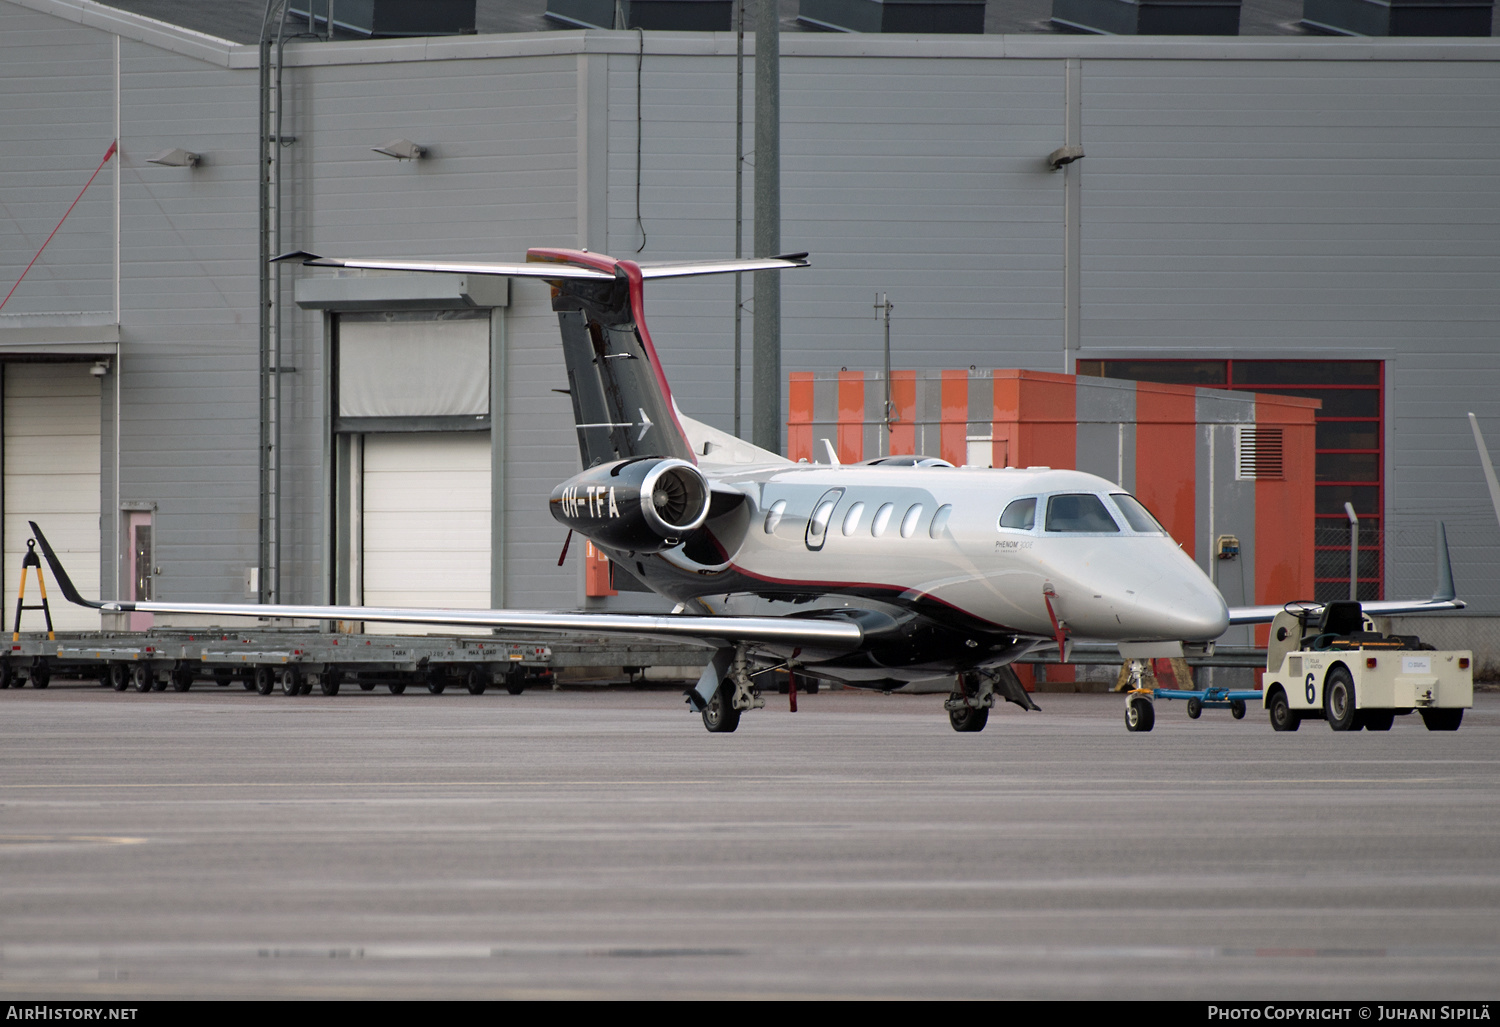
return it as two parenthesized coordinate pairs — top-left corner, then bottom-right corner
(532, 249), (696, 468)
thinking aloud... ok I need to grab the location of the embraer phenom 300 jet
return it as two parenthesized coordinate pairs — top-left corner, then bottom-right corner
(31, 248), (1463, 732)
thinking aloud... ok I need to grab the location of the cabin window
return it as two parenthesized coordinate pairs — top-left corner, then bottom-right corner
(900, 504), (925, 539)
(929, 504), (953, 539)
(1110, 493), (1166, 534)
(871, 503), (895, 537)
(998, 497), (1035, 530)
(1045, 493), (1120, 533)
(764, 499), (786, 534)
(842, 502), (865, 536)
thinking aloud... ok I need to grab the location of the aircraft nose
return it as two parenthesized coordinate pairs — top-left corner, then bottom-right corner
(1133, 574), (1230, 641)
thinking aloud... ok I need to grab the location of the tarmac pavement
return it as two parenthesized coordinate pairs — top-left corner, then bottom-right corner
(0, 685), (1496, 1000)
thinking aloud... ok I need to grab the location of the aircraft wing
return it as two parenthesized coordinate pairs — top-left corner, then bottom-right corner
(1225, 522), (1464, 626)
(273, 251), (810, 280)
(27, 523), (862, 653)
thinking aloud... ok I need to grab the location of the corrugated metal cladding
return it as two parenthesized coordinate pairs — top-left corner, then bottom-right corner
(0, 1), (1497, 628)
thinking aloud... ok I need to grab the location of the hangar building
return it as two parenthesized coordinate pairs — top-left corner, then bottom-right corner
(0, 0), (1496, 664)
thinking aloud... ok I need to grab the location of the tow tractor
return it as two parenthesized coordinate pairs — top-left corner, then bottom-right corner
(1259, 600), (1471, 732)
(1123, 600), (1472, 733)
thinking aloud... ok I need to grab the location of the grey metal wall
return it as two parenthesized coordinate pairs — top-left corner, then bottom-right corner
(3, 2), (1498, 619)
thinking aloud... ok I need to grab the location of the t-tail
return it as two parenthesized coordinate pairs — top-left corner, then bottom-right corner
(527, 248), (807, 468)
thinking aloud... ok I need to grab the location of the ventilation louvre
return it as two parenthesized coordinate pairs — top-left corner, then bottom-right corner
(1236, 426), (1284, 481)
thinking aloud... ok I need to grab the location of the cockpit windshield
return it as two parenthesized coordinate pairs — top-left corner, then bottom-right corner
(1110, 493), (1166, 534)
(1045, 493), (1120, 533)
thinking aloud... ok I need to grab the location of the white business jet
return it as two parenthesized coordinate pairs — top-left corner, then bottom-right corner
(30, 248), (1462, 732)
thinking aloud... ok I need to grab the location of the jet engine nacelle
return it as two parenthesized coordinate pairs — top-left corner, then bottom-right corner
(549, 457), (711, 554)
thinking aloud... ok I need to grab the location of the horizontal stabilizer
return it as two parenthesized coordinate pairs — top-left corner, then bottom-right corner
(272, 251), (615, 280)
(272, 251), (810, 281)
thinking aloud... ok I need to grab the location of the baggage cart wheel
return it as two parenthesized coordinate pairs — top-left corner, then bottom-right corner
(0, 659), (12, 689)
(29, 659), (50, 689)
(321, 670), (341, 697)
(1186, 697), (1202, 720)
(171, 665), (194, 692)
(110, 661), (129, 692)
(425, 669), (446, 695)
(254, 666), (274, 696)
(132, 663), (153, 693)
(1125, 697), (1155, 733)
(213, 668), (234, 688)
(358, 680), (375, 692)
(388, 680), (407, 695)
(1230, 700), (1246, 720)
(279, 667), (301, 697)
(466, 666), (488, 695)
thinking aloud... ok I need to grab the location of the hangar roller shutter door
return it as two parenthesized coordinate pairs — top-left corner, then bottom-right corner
(360, 432), (490, 633)
(3, 364), (101, 632)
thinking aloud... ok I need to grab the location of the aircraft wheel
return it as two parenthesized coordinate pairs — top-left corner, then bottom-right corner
(1420, 708), (1463, 732)
(1323, 667), (1359, 731)
(1124, 697), (1155, 733)
(701, 682), (741, 733)
(254, 666), (275, 696)
(110, 661), (130, 692)
(1363, 709), (1395, 731)
(132, 663), (153, 693)
(388, 680), (407, 695)
(1267, 687), (1299, 732)
(1186, 697), (1202, 720)
(948, 698), (989, 733)
(466, 667), (488, 695)
(321, 670), (341, 697)
(1230, 700), (1246, 720)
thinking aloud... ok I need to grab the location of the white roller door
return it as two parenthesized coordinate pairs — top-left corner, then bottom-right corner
(360, 432), (490, 633)
(4, 363), (101, 633)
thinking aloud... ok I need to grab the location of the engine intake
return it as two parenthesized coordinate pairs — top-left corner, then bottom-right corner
(549, 457), (710, 553)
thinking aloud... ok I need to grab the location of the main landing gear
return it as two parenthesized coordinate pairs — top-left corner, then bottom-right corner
(944, 667), (1040, 733)
(689, 646), (770, 733)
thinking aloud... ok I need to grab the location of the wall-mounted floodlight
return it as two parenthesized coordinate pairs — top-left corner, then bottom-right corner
(372, 139), (426, 160)
(1047, 145), (1084, 171)
(90, 359), (111, 378)
(148, 148), (202, 168)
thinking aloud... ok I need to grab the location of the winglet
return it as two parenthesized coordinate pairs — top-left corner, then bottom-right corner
(27, 522), (106, 610)
(1432, 521), (1456, 602)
